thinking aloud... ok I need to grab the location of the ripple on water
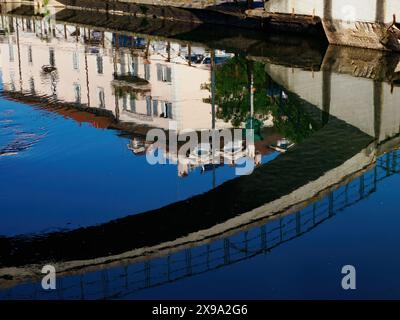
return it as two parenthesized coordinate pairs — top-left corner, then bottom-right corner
(0, 89), (115, 165)
(0, 131), (46, 157)
(0, 96), (50, 161)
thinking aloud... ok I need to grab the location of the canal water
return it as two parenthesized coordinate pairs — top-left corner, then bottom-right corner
(1, 9), (400, 299)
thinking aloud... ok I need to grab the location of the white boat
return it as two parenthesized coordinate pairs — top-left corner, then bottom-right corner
(221, 141), (245, 162)
(269, 138), (294, 153)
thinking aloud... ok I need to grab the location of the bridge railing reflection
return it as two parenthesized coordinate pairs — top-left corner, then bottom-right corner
(1, 149), (399, 299)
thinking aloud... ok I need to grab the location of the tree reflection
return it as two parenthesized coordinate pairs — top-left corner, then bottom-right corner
(214, 55), (319, 143)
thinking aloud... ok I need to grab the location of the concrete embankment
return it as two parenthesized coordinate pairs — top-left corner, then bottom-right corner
(32, 0), (261, 29)
(3, 1), (400, 50)
(249, 0), (400, 52)
(4, 5), (328, 55)
(1, 0), (325, 35)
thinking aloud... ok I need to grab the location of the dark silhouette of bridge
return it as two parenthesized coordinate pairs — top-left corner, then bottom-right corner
(1, 149), (398, 299)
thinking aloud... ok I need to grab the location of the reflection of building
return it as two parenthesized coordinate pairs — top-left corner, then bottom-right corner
(0, 15), (233, 134)
(265, 46), (400, 145)
(0, 15), (282, 177)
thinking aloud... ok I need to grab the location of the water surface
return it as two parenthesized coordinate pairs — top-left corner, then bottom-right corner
(1, 9), (400, 299)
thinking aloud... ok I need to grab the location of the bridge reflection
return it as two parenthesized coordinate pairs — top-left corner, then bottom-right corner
(1, 149), (398, 299)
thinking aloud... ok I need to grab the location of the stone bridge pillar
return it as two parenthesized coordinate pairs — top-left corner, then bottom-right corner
(264, 0), (400, 51)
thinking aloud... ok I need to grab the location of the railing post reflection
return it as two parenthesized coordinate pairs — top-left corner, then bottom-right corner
(185, 249), (192, 276)
(244, 231), (249, 257)
(328, 192), (333, 217)
(101, 269), (109, 299)
(260, 225), (267, 252)
(386, 153), (390, 176)
(393, 152), (398, 173)
(124, 264), (129, 290)
(80, 274), (85, 300)
(224, 239), (231, 265)
(167, 255), (171, 281)
(206, 244), (211, 269)
(144, 262), (151, 288)
(57, 277), (63, 300)
(296, 212), (301, 235)
(313, 203), (317, 226)
(359, 175), (365, 199)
